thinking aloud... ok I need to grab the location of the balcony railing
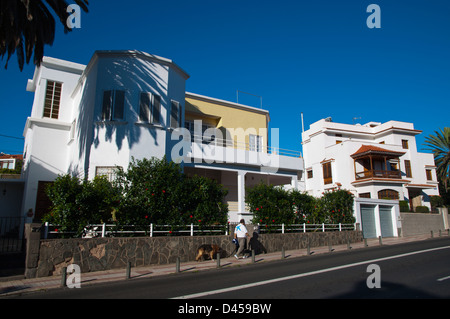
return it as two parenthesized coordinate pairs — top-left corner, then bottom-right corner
(355, 170), (401, 180)
(188, 134), (302, 158)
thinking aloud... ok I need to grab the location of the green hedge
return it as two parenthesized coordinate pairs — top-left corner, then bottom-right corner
(246, 183), (355, 226)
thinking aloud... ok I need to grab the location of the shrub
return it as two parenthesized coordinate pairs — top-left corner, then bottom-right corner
(246, 183), (294, 226)
(43, 156), (229, 236)
(247, 184), (355, 226)
(415, 206), (430, 213)
(114, 156), (228, 230)
(430, 195), (444, 208)
(399, 200), (410, 212)
(44, 175), (120, 236)
(320, 189), (355, 224)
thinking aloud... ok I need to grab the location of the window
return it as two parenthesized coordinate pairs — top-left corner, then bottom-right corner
(249, 134), (263, 152)
(402, 139), (409, 149)
(185, 120), (215, 143)
(102, 90), (125, 121)
(43, 81), (62, 119)
(170, 101), (181, 128)
(307, 169), (313, 179)
(322, 162), (333, 185)
(404, 160), (412, 178)
(378, 189), (399, 200)
(95, 166), (118, 182)
(0, 160), (14, 169)
(359, 193), (371, 198)
(426, 169), (433, 181)
(139, 92), (161, 124)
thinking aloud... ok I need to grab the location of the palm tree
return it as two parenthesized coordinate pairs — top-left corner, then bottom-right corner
(0, 0), (89, 71)
(424, 127), (450, 191)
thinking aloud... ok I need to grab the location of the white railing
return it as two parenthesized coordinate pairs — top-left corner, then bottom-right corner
(43, 222), (356, 238)
(258, 223), (356, 234)
(43, 222), (229, 239)
(188, 134), (302, 158)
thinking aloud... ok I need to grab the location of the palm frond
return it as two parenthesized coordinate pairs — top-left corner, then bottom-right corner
(0, 0), (89, 71)
(424, 127), (450, 190)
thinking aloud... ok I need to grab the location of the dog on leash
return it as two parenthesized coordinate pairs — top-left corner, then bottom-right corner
(195, 244), (223, 261)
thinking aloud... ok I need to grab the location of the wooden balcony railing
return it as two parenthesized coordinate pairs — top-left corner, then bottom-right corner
(355, 170), (401, 180)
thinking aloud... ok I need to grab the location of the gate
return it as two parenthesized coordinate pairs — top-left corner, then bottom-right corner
(0, 217), (26, 253)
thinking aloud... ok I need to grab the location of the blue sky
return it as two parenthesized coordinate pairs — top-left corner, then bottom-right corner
(0, 0), (449, 155)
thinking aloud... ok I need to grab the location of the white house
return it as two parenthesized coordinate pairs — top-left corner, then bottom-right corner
(21, 50), (304, 223)
(302, 118), (439, 238)
(0, 154), (24, 219)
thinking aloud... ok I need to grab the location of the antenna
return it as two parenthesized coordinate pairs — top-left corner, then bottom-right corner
(236, 90), (263, 109)
(301, 112), (305, 133)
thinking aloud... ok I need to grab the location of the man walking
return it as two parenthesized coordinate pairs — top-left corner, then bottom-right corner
(234, 219), (250, 259)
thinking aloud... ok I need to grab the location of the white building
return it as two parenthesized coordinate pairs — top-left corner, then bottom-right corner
(21, 50), (303, 223)
(302, 118), (439, 237)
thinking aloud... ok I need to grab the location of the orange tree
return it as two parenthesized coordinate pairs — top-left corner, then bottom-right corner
(247, 183), (355, 226)
(44, 174), (120, 236)
(114, 156), (228, 232)
(246, 183), (295, 227)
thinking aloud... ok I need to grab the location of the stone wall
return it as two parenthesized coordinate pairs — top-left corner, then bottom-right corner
(25, 228), (362, 278)
(401, 209), (448, 237)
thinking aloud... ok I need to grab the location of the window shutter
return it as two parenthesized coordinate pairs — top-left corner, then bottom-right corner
(171, 101), (180, 128)
(152, 95), (161, 124)
(139, 92), (151, 122)
(113, 90), (125, 120)
(102, 90), (112, 120)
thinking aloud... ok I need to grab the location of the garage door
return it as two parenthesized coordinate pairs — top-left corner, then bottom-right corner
(379, 206), (394, 238)
(360, 205), (377, 239)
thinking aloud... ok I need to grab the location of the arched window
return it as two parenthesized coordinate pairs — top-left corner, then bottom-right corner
(378, 189), (399, 200)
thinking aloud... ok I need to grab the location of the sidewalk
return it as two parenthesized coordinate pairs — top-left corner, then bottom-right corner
(0, 233), (445, 297)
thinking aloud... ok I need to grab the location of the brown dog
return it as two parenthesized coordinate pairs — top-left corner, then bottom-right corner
(196, 244), (222, 261)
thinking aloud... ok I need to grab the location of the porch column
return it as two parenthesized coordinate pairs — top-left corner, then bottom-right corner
(237, 171), (247, 215)
(291, 175), (298, 190)
(374, 204), (381, 238)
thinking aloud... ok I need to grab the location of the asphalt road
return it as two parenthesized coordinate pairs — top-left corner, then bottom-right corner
(12, 237), (450, 302)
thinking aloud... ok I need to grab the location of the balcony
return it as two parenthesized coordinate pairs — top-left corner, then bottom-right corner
(355, 169), (401, 180)
(184, 134), (303, 172)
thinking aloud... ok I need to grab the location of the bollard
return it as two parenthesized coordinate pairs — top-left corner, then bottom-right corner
(251, 250), (255, 263)
(378, 236), (383, 246)
(439, 230), (442, 237)
(216, 253), (221, 269)
(431, 230), (434, 238)
(364, 238), (368, 247)
(61, 267), (67, 288)
(126, 262), (132, 280)
(347, 238), (351, 250)
(176, 257), (181, 273)
(281, 247), (285, 259)
(307, 239), (311, 256)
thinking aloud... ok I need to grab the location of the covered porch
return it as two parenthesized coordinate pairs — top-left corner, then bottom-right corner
(184, 165), (299, 223)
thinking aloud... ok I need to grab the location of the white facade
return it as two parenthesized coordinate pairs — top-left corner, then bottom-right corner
(302, 118), (439, 237)
(21, 50), (303, 223)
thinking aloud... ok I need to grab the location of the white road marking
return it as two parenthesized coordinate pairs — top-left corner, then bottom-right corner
(172, 245), (450, 299)
(437, 276), (450, 282)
